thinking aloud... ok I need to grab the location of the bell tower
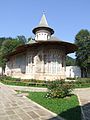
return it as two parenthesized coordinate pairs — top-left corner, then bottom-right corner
(32, 13), (54, 41)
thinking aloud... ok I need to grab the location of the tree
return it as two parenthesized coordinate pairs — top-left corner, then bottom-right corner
(0, 37), (6, 46)
(17, 35), (27, 44)
(0, 37), (26, 73)
(75, 29), (90, 77)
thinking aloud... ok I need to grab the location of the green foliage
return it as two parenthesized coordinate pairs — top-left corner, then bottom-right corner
(66, 56), (76, 66)
(75, 29), (90, 77)
(0, 36), (26, 70)
(1, 76), (90, 88)
(46, 80), (74, 98)
(75, 78), (90, 88)
(17, 35), (27, 44)
(0, 76), (21, 81)
(0, 37), (6, 47)
(0, 76), (47, 87)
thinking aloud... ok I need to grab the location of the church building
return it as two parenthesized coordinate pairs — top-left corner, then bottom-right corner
(5, 14), (77, 80)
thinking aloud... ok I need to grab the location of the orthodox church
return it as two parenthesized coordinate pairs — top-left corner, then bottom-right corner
(5, 14), (77, 80)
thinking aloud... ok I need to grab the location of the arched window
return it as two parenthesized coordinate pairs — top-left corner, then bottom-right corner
(27, 55), (34, 73)
(44, 51), (61, 74)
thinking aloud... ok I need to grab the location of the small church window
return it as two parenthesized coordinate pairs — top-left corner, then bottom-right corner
(62, 61), (64, 67)
(28, 56), (34, 64)
(28, 58), (31, 64)
(32, 57), (34, 63)
(37, 35), (38, 39)
(44, 55), (47, 64)
(39, 55), (42, 61)
(62, 56), (64, 67)
(27, 55), (34, 74)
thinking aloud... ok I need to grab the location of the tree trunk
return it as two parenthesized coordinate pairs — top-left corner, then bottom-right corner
(81, 67), (84, 78)
(84, 68), (87, 77)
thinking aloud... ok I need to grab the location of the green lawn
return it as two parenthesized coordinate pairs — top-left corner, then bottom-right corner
(28, 92), (81, 120)
(1, 79), (90, 89)
(0, 76), (90, 88)
(75, 83), (90, 88)
(0, 80), (47, 87)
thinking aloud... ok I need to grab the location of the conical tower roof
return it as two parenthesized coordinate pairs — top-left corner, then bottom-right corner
(32, 14), (54, 35)
(38, 14), (49, 27)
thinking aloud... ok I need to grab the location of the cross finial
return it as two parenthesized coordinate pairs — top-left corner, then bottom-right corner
(38, 12), (48, 27)
(43, 11), (45, 14)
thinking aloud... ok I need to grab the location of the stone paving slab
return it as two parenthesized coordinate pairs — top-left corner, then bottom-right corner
(5, 84), (90, 120)
(7, 85), (90, 120)
(0, 83), (63, 120)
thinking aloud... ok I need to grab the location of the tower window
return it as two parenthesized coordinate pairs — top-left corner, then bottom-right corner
(37, 35), (38, 39)
(62, 56), (64, 67)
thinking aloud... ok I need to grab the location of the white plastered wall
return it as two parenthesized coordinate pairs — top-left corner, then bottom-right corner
(66, 66), (81, 78)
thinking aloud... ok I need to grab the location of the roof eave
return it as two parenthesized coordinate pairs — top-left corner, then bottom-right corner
(32, 26), (54, 35)
(6, 41), (77, 58)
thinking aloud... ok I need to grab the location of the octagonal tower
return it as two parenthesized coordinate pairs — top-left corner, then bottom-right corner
(32, 14), (54, 41)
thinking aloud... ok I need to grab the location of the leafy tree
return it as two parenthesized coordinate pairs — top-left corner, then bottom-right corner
(0, 37), (26, 73)
(0, 37), (6, 46)
(75, 29), (90, 77)
(17, 35), (27, 44)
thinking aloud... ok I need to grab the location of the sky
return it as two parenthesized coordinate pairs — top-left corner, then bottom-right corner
(0, 0), (90, 58)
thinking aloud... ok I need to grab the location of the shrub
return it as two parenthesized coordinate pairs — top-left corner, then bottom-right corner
(46, 80), (74, 98)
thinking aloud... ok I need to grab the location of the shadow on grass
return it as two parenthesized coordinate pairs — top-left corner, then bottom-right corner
(59, 106), (81, 120)
(49, 102), (90, 120)
(48, 105), (82, 120)
(81, 102), (90, 120)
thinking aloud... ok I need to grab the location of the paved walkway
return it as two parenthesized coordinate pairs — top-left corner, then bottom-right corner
(8, 85), (90, 120)
(1, 83), (90, 120)
(0, 83), (63, 120)
(74, 88), (90, 120)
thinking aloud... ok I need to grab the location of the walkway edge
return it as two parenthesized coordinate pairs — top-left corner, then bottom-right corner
(76, 93), (86, 120)
(23, 95), (65, 120)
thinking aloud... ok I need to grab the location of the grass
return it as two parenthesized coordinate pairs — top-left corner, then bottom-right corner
(0, 80), (47, 87)
(1, 81), (90, 89)
(1, 80), (27, 86)
(28, 92), (81, 120)
(75, 78), (90, 88)
(0, 76), (47, 87)
(0, 76), (90, 88)
(75, 83), (90, 88)
(1, 78), (90, 89)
